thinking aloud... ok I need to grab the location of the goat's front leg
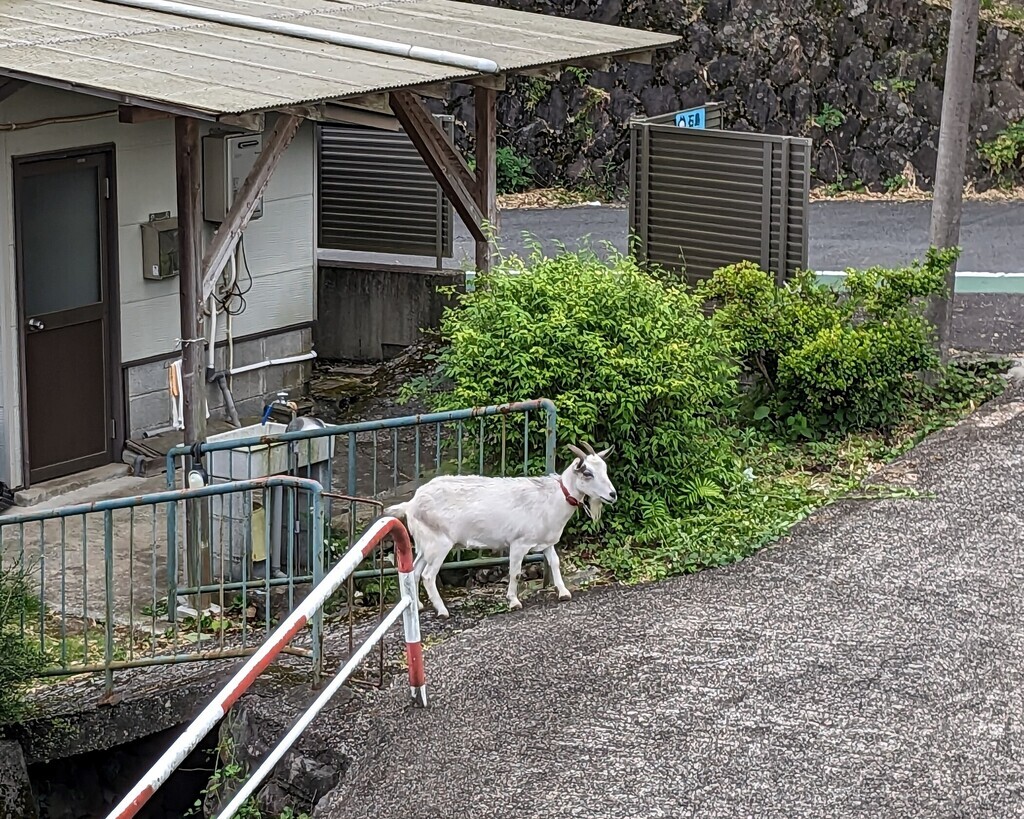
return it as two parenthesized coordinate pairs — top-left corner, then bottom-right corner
(506, 543), (531, 611)
(543, 544), (571, 601)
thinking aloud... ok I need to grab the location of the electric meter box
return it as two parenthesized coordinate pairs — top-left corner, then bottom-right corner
(141, 216), (180, 280)
(203, 131), (264, 223)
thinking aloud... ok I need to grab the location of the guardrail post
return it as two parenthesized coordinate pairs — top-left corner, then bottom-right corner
(103, 510), (115, 699)
(395, 523), (427, 707)
(311, 489), (325, 689)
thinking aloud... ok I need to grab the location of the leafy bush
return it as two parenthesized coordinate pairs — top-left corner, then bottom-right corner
(978, 120), (1024, 185)
(495, 147), (534, 194)
(0, 567), (47, 724)
(699, 249), (952, 434)
(467, 146), (534, 196)
(407, 245), (995, 583)
(419, 249), (744, 553)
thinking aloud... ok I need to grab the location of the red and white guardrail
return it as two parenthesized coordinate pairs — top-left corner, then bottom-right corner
(106, 516), (426, 819)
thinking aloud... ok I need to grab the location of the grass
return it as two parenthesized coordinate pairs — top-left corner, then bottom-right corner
(578, 359), (1007, 584)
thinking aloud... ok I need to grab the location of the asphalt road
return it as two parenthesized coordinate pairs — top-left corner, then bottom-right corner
(315, 381), (1024, 819)
(333, 199), (1024, 350)
(451, 200), (1024, 273)
(462, 200), (1024, 354)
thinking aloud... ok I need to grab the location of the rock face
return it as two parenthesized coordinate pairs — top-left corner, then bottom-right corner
(203, 667), (354, 818)
(0, 741), (37, 819)
(448, 0), (1024, 191)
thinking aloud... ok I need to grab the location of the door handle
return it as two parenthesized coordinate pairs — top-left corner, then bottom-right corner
(27, 318), (44, 332)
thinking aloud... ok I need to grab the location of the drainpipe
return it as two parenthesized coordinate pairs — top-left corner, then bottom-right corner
(206, 294), (242, 428)
(100, 0), (501, 74)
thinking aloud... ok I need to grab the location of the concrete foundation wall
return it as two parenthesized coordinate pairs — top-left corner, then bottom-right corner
(126, 326), (313, 437)
(316, 263), (462, 361)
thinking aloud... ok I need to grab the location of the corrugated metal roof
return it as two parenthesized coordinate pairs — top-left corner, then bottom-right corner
(0, 0), (678, 115)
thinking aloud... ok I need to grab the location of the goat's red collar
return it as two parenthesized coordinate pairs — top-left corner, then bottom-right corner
(558, 479), (582, 508)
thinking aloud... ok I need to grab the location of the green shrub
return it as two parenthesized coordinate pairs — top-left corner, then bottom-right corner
(699, 249), (953, 434)
(495, 147), (533, 194)
(0, 567), (47, 724)
(467, 146), (534, 196)
(406, 245), (988, 583)
(418, 249), (743, 554)
(977, 120), (1024, 185)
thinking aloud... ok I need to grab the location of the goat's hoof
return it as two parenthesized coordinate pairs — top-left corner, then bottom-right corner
(508, 600), (523, 612)
(558, 590), (572, 601)
(435, 608), (450, 619)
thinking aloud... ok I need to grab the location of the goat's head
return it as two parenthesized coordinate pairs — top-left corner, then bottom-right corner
(566, 442), (617, 521)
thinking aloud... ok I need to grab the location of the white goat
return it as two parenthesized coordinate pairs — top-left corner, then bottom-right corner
(385, 442), (616, 616)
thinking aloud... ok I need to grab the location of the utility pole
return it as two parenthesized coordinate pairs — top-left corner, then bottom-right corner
(927, 0), (980, 359)
(175, 116), (212, 611)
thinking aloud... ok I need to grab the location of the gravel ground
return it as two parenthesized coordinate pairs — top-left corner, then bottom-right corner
(314, 380), (1024, 819)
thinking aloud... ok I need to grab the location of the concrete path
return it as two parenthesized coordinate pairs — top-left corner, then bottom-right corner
(316, 382), (1024, 818)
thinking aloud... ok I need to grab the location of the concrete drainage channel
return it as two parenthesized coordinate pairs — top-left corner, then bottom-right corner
(5, 659), (361, 819)
(17, 729), (219, 819)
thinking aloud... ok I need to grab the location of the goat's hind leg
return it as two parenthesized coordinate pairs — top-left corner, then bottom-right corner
(417, 537), (452, 618)
(506, 542), (531, 611)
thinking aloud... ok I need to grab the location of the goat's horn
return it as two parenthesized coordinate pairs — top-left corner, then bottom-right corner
(581, 442), (597, 455)
(567, 444), (588, 462)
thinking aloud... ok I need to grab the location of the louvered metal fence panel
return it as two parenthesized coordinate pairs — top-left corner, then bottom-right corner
(317, 116), (454, 260)
(630, 115), (810, 285)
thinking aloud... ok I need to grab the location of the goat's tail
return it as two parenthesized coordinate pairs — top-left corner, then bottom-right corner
(384, 502), (409, 522)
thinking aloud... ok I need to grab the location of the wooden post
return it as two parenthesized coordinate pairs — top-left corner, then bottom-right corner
(927, 0), (980, 359)
(390, 90), (487, 243)
(175, 116), (212, 610)
(473, 86), (498, 273)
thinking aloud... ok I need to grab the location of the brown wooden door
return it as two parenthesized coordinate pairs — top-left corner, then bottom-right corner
(15, 152), (116, 484)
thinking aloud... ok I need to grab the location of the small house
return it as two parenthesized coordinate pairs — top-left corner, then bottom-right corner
(0, 0), (675, 491)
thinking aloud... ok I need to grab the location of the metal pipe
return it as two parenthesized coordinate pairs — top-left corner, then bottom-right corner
(213, 598), (411, 819)
(100, 0), (501, 74)
(0, 111), (117, 131)
(207, 370), (241, 427)
(104, 515), (419, 819)
(169, 399), (558, 460)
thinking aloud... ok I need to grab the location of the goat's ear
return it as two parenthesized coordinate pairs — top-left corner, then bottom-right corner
(597, 445), (614, 459)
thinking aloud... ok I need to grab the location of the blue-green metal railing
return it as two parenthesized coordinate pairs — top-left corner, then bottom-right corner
(0, 476), (325, 696)
(166, 399), (559, 593)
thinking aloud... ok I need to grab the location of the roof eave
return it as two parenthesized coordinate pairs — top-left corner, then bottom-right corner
(0, 36), (681, 120)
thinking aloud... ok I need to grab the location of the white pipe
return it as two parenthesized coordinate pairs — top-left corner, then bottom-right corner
(207, 296), (218, 371)
(229, 351), (317, 376)
(141, 424), (178, 439)
(101, 0), (501, 74)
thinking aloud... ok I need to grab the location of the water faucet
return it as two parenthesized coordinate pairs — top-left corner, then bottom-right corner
(261, 390), (297, 424)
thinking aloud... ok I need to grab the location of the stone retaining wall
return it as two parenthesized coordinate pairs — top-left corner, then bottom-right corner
(448, 0), (1024, 192)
